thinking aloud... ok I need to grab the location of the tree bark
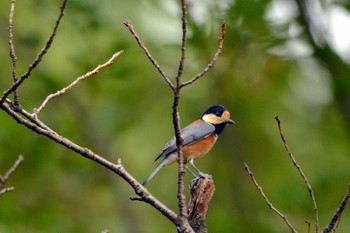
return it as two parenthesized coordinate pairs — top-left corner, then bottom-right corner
(187, 177), (215, 233)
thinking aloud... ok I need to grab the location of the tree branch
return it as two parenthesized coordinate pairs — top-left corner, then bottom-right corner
(323, 184), (350, 233)
(187, 177), (215, 233)
(7, 0), (19, 107)
(0, 101), (179, 224)
(275, 115), (319, 233)
(0, 0), (68, 106)
(1, 0), (226, 231)
(33, 51), (124, 117)
(181, 21), (226, 88)
(123, 20), (174, 90)
(244, 163), (298, 233)
(0, 154), (24, 196)
(0, 187), (15, 196)
(174, 0), (189, 225)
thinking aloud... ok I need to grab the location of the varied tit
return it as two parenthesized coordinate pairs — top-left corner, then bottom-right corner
(143, 104), (235, 186)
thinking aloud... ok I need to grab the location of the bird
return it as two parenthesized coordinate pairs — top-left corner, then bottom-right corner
(142, 104), (235, 186)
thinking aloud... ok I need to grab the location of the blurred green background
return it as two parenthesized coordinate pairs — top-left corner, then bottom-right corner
(1, 0), (350, 232)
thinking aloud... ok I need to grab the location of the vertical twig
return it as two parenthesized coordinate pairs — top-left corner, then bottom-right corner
(174, 0), (188, 223)
(323, 184), (350, 233)
(8, 0), (19, 107)
(0, 0), (69, 105)
(175, 0), (187, 83)
(305, 220), (311, 233)
(275, 116), (319, 233)
(244, 163), (298, 233)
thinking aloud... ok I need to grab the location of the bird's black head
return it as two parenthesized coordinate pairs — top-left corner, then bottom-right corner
(201, 105), (235, 125)
(201, 105), (235, 135)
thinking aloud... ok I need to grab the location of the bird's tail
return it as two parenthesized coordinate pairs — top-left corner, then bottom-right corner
(142, 158), (169, 186)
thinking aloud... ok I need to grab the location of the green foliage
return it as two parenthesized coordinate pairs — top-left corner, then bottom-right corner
(1, 0), (350, 232)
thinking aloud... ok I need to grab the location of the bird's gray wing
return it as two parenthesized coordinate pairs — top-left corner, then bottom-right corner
(153, 122), (215, 162)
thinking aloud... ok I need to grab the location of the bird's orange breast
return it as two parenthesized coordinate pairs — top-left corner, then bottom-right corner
(182, 133), (217, 162)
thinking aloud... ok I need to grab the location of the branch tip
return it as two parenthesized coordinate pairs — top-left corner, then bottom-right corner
(117, 158), (122, 165)
(218, 20), (226, 48)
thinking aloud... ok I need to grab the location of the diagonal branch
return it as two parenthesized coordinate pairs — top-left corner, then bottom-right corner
(0, 155), (24, 186)
(7, 0), (19, 107)
(323, 184), (350, 233)
(0, 187), (15, 196)
(123, 20), (175, 90)
(0, 102), (179, 224)
(33, 51), (124, 117)
(244, 163), (298, 233)
(0, 154), (24, 196)
(275, 115), (319, 233)
(0, 0), (69, 106)
(181, 21), (226, 88)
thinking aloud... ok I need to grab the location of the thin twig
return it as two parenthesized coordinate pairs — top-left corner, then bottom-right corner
(244, 163), (298, 233)
(33, 51), (124, 117)
(181, 21), (226, 88)
(8, 0), (19, 107)
(0, 155), (24, 189)
(175, 0), (187, 85)
(274, 116), (319, 233)
(323, 184), (350, 233)
(0, 0), (69, 105)
(0, 187), (15, 196)
(123, 20), (174, 90)
(305, 220), (311, 233)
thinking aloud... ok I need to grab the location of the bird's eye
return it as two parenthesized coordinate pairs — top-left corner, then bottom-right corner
(215, 112), (221, 117)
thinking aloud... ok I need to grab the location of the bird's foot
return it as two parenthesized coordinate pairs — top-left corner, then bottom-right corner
(189, 173), (213, 188)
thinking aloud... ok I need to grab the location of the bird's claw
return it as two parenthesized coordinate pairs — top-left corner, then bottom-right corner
(189, 173), (213, 189)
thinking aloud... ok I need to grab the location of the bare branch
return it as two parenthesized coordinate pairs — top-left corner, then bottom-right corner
(305, 220), (311, 233)
(123, 20), (174, 90)
(275, 115), (319, 233)
(0, 102), (179, 225)
(0, 187), (15, 196)
(323, 184), (350, 233)
(174, 0), (189, 223)
(7, 0), (19, 107)
(33, 51), (124, 117)
(244, 163), (298, 233)
(175, 0), (188, 85)
(181, 21), (226, 88)
(0, 155), (24, 189)
(0, 0), (69, 105)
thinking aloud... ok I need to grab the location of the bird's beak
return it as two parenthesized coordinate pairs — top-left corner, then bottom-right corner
(226, 119), (235, 124)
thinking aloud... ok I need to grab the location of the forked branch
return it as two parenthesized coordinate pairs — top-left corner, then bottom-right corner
(0, 0), (68, 106)
(33, 51), (124, 117)
(0, 155), (24, 196)
(181, 21), (226, 88)
(124, 1), (226, 231)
